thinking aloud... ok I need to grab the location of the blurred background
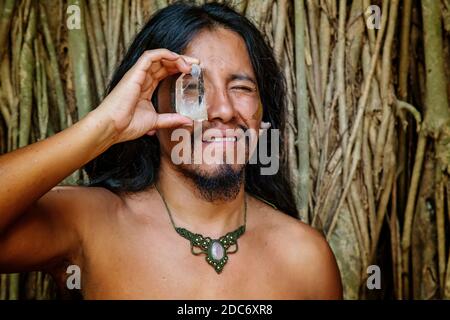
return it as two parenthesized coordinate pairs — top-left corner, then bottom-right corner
(0, 0), (449, 299)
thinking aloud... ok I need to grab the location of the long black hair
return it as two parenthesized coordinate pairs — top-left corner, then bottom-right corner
(83, 1), (298, 217)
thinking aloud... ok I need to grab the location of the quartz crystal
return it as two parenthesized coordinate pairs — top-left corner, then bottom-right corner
(175, 64), (207, 121)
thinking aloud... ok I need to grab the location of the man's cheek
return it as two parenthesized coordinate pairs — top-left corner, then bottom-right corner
(162, 127), (194, 164)
(251, 100), (263, 120)
(157, 129), (175, 154)
(156, 79), (176, 113)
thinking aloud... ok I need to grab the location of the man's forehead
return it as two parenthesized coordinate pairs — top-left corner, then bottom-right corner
(183, 28), (255, 76)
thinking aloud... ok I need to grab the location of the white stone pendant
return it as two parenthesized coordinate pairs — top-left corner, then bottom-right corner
(206, 240), (229, 273)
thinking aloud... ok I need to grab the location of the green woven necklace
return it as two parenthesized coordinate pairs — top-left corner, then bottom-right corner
(155, 184), (247, 274)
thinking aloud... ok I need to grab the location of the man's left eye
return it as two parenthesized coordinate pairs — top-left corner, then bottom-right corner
(232, 86), (254, 92)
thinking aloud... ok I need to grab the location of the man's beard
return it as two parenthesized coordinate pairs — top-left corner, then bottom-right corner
(170, 122), (250, 202)
(177, 163), (245, 202)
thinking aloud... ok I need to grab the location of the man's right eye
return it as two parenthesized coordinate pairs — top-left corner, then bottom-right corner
(185, 84), (197, 90)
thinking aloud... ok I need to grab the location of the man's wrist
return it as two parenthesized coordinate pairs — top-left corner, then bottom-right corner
(78, 109), (119, 159)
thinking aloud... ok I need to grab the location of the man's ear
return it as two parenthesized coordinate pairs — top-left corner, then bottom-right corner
(260, 122), (271, 129)
(259, 121), (271, 137)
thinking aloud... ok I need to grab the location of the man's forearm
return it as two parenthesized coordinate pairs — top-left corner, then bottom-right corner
(0, 109), (118, 233)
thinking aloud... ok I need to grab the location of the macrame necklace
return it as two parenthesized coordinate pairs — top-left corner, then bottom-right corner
(155, 184), (247, 274)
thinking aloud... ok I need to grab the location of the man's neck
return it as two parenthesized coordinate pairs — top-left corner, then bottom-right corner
(155, 160), (246, 238)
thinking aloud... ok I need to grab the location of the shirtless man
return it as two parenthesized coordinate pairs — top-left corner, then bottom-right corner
(0, 3), (342, 299)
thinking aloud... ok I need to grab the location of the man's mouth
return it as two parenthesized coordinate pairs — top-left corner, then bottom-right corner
(202, 136), (238, 143)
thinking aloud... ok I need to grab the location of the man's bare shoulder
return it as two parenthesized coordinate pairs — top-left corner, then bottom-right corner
(45, 185), (124, 229)
(249, 194), (343, 299)
(247, 193), (322, 241)
(49, 185), (122, 211)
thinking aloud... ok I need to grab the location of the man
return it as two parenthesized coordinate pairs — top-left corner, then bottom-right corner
(0, 2), (342, 299)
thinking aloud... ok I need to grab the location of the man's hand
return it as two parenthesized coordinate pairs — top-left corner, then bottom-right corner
(93, 49), (198, 144)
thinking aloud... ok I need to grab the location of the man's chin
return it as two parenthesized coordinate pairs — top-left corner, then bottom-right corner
(176, 163), (245, 202)
(191, 163), (245, 176)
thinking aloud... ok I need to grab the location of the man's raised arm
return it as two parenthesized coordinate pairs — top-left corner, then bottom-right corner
(0, 49), (197, 272)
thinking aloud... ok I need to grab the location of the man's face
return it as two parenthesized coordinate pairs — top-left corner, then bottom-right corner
(156, 27), (262, 195)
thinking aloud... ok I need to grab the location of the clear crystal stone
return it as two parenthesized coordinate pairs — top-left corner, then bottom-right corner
(210, 241), (225, 261)
(175, 64), (207, 121)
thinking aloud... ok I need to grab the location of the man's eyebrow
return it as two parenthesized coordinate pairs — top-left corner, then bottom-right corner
(201, 69), (257, 85)
(228, 73), (257, 85)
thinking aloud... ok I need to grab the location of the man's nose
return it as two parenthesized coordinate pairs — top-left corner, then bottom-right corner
(205, 85), (236, 123)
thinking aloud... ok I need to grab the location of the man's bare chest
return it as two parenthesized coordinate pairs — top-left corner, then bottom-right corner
(74, 223), (301, 299)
